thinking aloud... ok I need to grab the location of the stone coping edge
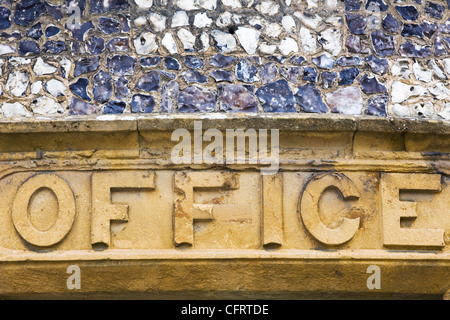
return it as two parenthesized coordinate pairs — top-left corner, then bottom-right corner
(0, 114), (448, 134)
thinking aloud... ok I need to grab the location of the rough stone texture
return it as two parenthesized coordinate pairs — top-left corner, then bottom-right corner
(0, 0), (446, 120)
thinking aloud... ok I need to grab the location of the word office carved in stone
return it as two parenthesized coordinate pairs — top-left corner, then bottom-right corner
(5, 170), (448, 251)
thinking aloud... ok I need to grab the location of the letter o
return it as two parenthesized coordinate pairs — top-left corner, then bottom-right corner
(12, 174), (76, 247)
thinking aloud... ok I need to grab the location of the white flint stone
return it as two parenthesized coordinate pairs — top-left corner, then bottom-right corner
(134, 0), (153, 9)
(31, 81), (42, 94)
(279, 37), (299, 56)
(264, 23), (283, 38)
(194, 13), (213, 28)
(0, 43), (15, 55)
(161, 33), (178, 54)
(391, 81), (428, 103)
(46, 78), (66, 97)
(221, 0), (242, 8)
(392, 104), (411, 117)
(391, 59), (411, 79)
(30, 96), (64, 115)
(174, 0), (217, 10)
(1, 102), (31, 117)
(216, 12), (232, 27)
(60, 57), (72, 78)
(134, 32), (158, 54)
(294, 13), (322, 29)
(319, 28), (341, 56)
(211, 30), (237, 52)
(443, 58), (450, 75)
(412, 101), (434, 118)
(148, 12), (166, 32)
(0, 59), (4, 76)
(200, 32), (210, 52)
(235, 27), (260, 55)
(171, 11), (189, 27)
(6, 70), (29, 97)
(429, 83), (450, 100)
(429, 59), (446, 79)
(259, 42), (277, 54)
(282, 16), (296, 34)
(9, 57), (31, 65)
(300, 27), (317, 54)
(134, 16), (147, 26)
(413, 62), (433, 83)
(177, 28), (196, 51)
(256, 0), (279, 15)
(437, 103), (450, 120)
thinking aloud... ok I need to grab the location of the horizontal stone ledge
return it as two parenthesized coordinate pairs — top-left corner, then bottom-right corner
(0, 114), (449, 134)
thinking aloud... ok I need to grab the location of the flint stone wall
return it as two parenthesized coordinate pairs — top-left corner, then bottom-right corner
(0, 0), (449, 119)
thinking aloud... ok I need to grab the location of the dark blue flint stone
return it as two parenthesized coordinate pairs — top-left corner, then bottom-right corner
(289, 55), (306, 65)
(182, 70), (209, 84)
(295, 83), (328, 113)
(0, 7), (11, 30)
(46, 3), (63, 20)
(136, 71), (161, 92)
(364, 55), (389, 75)
(107, 55), (137, 76)
(425, 2), (445, 19)
(218, 84), (258, 113)
(421, 21), (437, 38)
(303, 67), (317, 82)
(74, 56), (100, 77)
(86, 36), (105, 55)
(382, 14), (399, 33)
(69, 97), (99, 115)
(90, 0), (129, 14)
(279, 66), (302, 84)
(115, 76), (129, 100)
(435, 34), (447, 56)
(27, 22), (42, 39)
(99, 17), (120, 34)
(365, 0), (388, 11)
(0, 31), (20, 39)
(93, 71), (113, 103)
(395, 6), (419, 21)
(64, 0), (85, 16)
(256, 80), (296, 113)
(106, 37), (129, 52)
(68, 21), (94, 41)
(209, 54), (237, 68)
(268, 55), (286, 63)
(43, 40), (67, 53)
(322, 72), (338, 89)
(261, 63), (277, 84)
(178, 86), (217, 113)
(346, 14), (367, 35)
(236, 59), (259, 83)
(130, 94), (155, 113)
(140, 57), (161, 67)
(69, 78), (91, 101)
(104, 101), (126, 114)
(371, 30), (395, 57)
(210, 70), (234, 82)
(117, 13), (130, 32)
(399, 41), (433, 57)
(14, 0), (46, 26)
(402, 24), (423, 38)
(337, 56), (363, 67)
(312, 54), (336, 69)
(185, 56), (204, 69)
(18, 39), (39, 55)
(359, 74), (387, 94)
(158, 69), (176, 80)
(344, 0), (361, 11)
(45, 26), (60, 38)
(338, 67), (360, 86)
(165, 57), (180, 70)
(366, 94), (388, 117)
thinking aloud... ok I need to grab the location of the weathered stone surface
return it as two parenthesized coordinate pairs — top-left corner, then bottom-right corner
(326, 87), (363, 115)
(178, 86), (216, 112)
(295, 83), (328, 113)
(256, 80), (296, 113)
